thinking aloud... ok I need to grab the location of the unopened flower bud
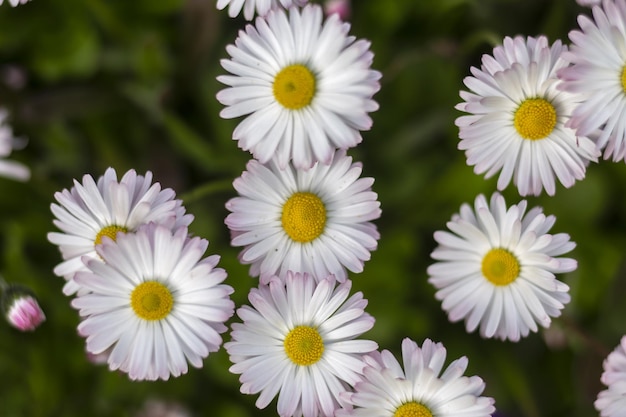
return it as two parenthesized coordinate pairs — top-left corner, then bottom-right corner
(1, 284), (45, 331)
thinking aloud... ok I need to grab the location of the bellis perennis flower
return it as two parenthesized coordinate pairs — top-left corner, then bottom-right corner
(216, 0), (308, 20)
(595, 336), (626, 416)
(225, 272), (377, 417)
(217, 4), (381, 169)
(428, 192), (576, 342)
(72, 224), (235, 381)
(337, 338), (495, 417)
(457, 35), (599, 196)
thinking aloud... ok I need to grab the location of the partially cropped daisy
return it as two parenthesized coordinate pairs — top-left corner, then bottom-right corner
(596, 336), (626, 416)
(225, 150), (381, 284)
(217, 4), (381, 169)
(337, 338), (495, 417)
(457, 35), (599, 196)
(559, 0), (626, 162)
(217, 0), (308, 20)
(71, 224), (235, 381)
(427, 192), (576, 342)
(0, 109), (30, 181)
(0, 0), (31, 6)
(48, 167), (193, 295)
(225, 272), (377, 417)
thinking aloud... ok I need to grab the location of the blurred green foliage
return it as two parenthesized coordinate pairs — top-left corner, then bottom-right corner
(0, 0), (622, 416)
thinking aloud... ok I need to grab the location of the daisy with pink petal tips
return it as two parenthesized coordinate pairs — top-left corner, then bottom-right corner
(216, 0), (308, 20)
(596, 336), (626, 416)
(457, 35), (599, 196)
(559, 0), (626, 162)
(225, 272), (377, 417)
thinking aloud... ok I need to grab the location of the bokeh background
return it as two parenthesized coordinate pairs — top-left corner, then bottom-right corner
(0, 0), (623, 416)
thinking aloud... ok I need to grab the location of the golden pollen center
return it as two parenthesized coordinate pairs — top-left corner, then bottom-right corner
(394, 402), (433, 417)
(94, 225), (128, 245)
(621, 66), (626, 93)
(283, 325), (324, 366)
(281, 192), (327, 243)
(482, 248), (520, 286)
(273, 64), (316, 110)
(513, 98), (557, 140)
(130, 281), (174, 321)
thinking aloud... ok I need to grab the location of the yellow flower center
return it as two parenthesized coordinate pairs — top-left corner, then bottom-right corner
(94, 225), (128, 245)
(273, 64), (316, 110)
(394, 402), (433, 417)
(621, 66), (626, 93)
(130, 281), (174, 321)
(281, 192), (327, 243)
(481, 248), (520, 286)
(513, 98), (557, 140)
(283, 325), (324, 366)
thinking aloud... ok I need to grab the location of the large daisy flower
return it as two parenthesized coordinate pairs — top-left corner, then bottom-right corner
(337, 338), (495, 417)
(559, 0), (626, 162)
(217, 4), (381, 170)
(217, 0), (308, 20)
(71, 223), (235, 381)
(427, 192), (576, 342)
(456, 35), (599, 196)
(225, 272), (377, 417)
(596, 336), (626, 416)
(225, 150), (381, 284)
(0, 109), (30, 181)
(48, 167), (193, 295)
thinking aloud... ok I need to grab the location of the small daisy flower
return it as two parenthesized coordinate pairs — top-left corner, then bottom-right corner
(337, 338), (495, 417)
(225, 272), (377, 417)
(225, 150), (381, 284)
(0, 109), (30, 181)
(456, 35), (599, 196)
(596, 336), (626, 416)
(427, 192), (576, 342)
(217, 0), (308, 20)
(559, 0), (626, 162)
(47, 167), (193, 295)
(217, 4), (381, 169)
(71, 223), (235, 381)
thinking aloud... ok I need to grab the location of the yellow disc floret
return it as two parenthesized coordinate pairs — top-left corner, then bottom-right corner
(273, 64), (316, 110)
(94, 225), (128, 245)
(513, 98), (557, 140)
(283, 325), (324, 366)
(621, 66), (626, 93)
(130, 281), (174, 321)
(481, 248), (520, 286)
(394, 402), (433, 417)
(281, 192), (327, 243)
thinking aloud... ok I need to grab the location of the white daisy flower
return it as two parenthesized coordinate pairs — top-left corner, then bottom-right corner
(559, 0), (626, 162)
(427, 192), (576, 342)
(456, 35), (599, 196)
(217, 4), (381, 170)
(337, 338), (495, 417)
(596, 336), (626, 416)
(0, 109), (30, 181)
(71, 223), (235, 381)
(225, 272), (377, 417)
(0, 0), (31, 6)
(225, 149), (381, 284)
(217, 0), (308, 20)
(48, 167), (193, 295)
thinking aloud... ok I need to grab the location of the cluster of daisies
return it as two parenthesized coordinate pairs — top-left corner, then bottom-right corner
(34, 0), (626, 416)
(454, 0), (626, 415)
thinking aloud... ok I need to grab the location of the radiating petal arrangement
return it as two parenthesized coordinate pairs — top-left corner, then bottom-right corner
(216, 4), (381, 169)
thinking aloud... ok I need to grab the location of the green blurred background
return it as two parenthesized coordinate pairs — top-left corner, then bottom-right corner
(0, 0), (623, 416)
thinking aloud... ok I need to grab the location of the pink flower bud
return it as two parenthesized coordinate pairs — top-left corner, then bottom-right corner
(7, 295), (45, 331)
(324, 0), (350, 20)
